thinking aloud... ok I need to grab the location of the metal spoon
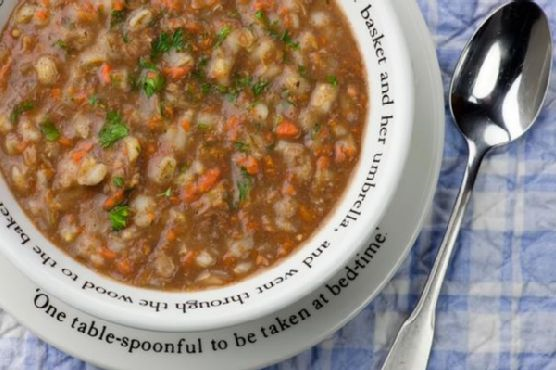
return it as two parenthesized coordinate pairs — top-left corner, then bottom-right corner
(381, 2), (552, 369)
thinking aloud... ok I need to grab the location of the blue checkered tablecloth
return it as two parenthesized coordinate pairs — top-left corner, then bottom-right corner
(1, 0), (556, 369)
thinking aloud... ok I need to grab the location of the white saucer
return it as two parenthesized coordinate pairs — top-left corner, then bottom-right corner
(0, 0), (445, 369)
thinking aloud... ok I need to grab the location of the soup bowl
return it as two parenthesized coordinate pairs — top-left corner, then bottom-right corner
(0, 0), (414, 332)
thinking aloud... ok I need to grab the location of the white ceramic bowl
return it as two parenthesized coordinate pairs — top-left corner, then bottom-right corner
(0, 0), (413, 332)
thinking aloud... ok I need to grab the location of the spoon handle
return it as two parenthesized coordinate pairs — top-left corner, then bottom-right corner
(381, 142), (487, 370)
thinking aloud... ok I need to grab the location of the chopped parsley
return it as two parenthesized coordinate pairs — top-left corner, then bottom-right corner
(215, 25), (232, 47)
(158, 188), (172, 197)
(99, 111), (129, 148)
(142, 70), (166, 97)
(40, 119), (60, 142)
(112, 177), (125, 188)
(256, 11), (297, 48)
(10, 101), (35, 124)
(53, 39), (69, 51)
(197, 123), (211, 131)
(136, 60), (166, 97)
(88, 94), (100, 106)
(327, 75), (338, 87)
(237, 168), (252, 204)
(234, 141), (250, 153)
(255, 10), (265, 21)
(281, 30), (299, 49)
(109, 205), (130, 231)
(201, 82), (213, 95)
(255, 11), (280, 39)
(223, 75), (253, 101)
(172, 29), (186, 52)
(110, 10), (126, 28)
(251, 79), (269, 97)
(151, 29), (186, 60)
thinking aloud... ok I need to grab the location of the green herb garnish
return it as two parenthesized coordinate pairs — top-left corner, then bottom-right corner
(197, 123), (210, 131)
(109, 205), (130, 231)
(110, 10), (126, 27)
(251, 79), (269, 97)
(10, 101), (35, 124)
(234, 141), (250, 153)
(255, 10), (265, 21)
(281, 30), (299, 49)
(172, 29), (186, 51)
(40, 119), (60, 142)
(151, 29), (186, 60)
(201, 82), (213, 95)
(326, 75), (338, 87)
(159, 188), (172, 197)
(99, 111), (129, 148)
(237, 168), (252, 204)
(142, 70), (166, 97)
(53, 39), (69, 51)
(112, 177), (125, 188)
(88, 95), (99, 106)
(215, 25), (232, 47)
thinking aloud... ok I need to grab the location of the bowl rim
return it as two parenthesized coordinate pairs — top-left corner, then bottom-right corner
(0, 0), (415, 332)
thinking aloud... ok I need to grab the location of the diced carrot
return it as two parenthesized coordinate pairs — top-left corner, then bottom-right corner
(162, 66), (192, 80)
(71, 142), (94, 163)
(181, 118), (191, 132)
(35, 9), (49, 22)
(103, 190), (124, 210)
(183, 168), (221, 203)
(72, 150), (87, 163)
(99, 63), (112, 85)
(51, 88), (61, 100)
(147, 143), (156, 154)
(225, 115), (242, 141)
(253, 0), (274, 11)
(282, 182), (296, 196)
(198, 168), (221, 193)
(112, 0), (125, 11)
(100, 247), (117, 260)
(58, 137), (73, 147)
(275, 119), (300, 139)
(316, 155), (330, 170)
(166, 229), (177, 242)
(148, 116), (163, 130)
(183, 182), (198, 203)
(236, 155), (260, 175)
(116, 259), (133, 275)
(181, 250), (197, 267)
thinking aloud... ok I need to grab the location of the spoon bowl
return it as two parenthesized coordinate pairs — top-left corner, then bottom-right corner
(450, 0), (552, 148)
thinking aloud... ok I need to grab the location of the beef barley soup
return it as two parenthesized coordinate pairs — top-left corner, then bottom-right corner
(0, 0), (368, 291)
